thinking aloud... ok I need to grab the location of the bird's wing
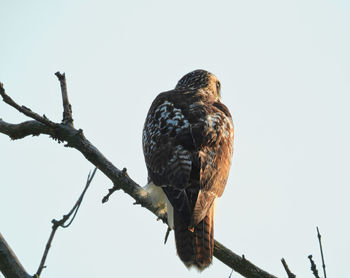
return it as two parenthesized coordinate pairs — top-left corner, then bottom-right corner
(143, 91), (196, 224)
(190, 101), (234, 225)
(143, 91), (234, 226)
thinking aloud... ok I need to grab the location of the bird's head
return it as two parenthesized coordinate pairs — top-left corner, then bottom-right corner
(175, 69), (221, 101)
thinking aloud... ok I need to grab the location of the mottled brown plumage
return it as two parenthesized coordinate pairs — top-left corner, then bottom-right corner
(143, 69), (234, 270)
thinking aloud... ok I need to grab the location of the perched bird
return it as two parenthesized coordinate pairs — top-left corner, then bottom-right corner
(142, 69), (234, 270)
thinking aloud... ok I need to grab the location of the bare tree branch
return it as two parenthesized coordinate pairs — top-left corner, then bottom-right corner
(0, 83), (56, 128)
(316, 227), (327, 278)
(35, 168), (96, 277)
(308, 255), (320, 278)
(0, 120), (51, 140)
(54, 72), (73, 126)
(214, 241), (278, 278)
(0, 233), (31, 278)
(281, 258), (296, 278)
(0, 76), (279, 278)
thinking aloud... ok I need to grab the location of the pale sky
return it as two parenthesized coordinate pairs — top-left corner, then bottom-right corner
(1, 1), (349, 277)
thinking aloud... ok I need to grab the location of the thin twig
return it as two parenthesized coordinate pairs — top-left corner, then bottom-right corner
(55, 72), (73, 126)
(317, 227), (327, 278)
(281, 258), (296, 278)
(101, 168), (127, 203)
(308, 255), (320, 278)
(35, 168), (97, 277)
(0, 83), (56, 128)
(102, 183), (121, 203)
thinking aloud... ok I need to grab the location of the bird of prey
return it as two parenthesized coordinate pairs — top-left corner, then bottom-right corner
(142, 69), (234, 270)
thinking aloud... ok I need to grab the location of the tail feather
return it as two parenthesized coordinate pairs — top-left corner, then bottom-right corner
(194, 206), (214, 268)
(174, 205), (214, 270)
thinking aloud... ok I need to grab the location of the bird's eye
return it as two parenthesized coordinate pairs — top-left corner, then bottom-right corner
(216, 81), (221, 94)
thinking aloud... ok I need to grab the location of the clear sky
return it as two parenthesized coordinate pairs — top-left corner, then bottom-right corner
(1, 1), (349, 277)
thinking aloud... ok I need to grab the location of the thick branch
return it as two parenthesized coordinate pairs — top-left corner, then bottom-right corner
(0, 81), (279, 278)
(0, 233), (31, 278)
(0, 119), (51, 140)
(214, 241), (278, 278)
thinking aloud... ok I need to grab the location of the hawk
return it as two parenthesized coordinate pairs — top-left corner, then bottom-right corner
(142, 69), (234, 270)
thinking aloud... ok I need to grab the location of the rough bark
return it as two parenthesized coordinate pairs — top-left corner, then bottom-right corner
(0, 233), (31, 278)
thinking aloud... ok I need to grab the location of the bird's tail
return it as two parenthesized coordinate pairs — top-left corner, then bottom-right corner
(174, 205), (214, 270)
